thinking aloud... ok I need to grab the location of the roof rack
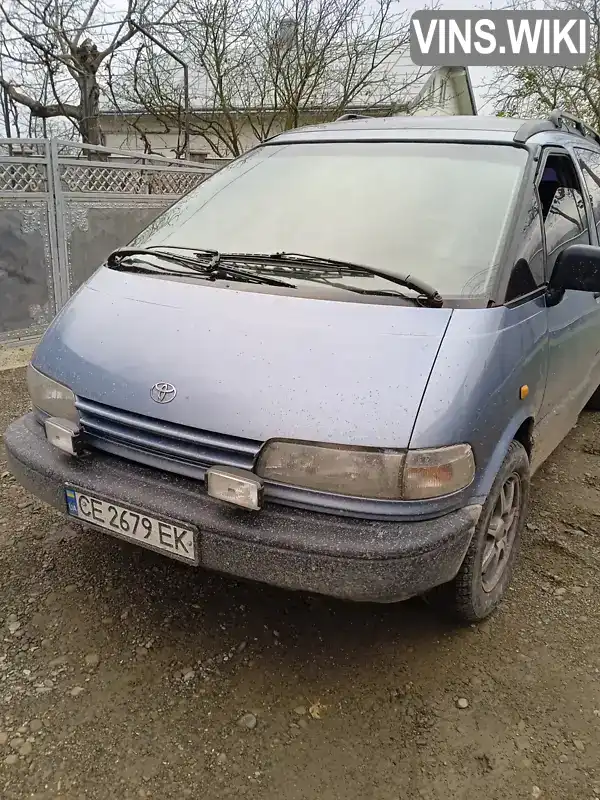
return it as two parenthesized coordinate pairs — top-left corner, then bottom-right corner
(514, 108), (600, 145)
(335, 113), (371, 121)
(550, 109), (600, 145)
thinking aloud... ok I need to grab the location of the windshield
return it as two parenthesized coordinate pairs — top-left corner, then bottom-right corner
(130, 141), (528, 298)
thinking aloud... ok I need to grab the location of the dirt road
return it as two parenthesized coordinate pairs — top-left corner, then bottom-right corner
(0, 365), (599, 800)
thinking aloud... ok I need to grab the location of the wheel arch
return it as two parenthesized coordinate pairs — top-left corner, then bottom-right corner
(513, 416), (534, 460)
(471, 412), (534, 503)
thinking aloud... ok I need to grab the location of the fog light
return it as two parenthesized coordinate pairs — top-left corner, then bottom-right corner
(44, 417), (84, 456)
(206, 466), (263, 510)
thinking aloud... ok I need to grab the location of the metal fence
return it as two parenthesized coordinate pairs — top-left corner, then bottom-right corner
(0, 138), (218, 343)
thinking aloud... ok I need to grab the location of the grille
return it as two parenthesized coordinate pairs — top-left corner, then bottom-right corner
(76, 397), (262, 478)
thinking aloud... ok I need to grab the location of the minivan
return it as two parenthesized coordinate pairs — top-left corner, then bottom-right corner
(6, 110), (600, 623)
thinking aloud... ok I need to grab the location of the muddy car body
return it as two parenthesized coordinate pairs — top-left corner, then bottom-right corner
(6, 111), (600, 622)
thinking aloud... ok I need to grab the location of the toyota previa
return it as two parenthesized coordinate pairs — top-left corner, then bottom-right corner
(6, 111), (600, 622)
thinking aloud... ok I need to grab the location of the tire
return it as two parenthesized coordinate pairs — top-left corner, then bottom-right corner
(585, 385), (600, 411)
(425, 440), (530, 624)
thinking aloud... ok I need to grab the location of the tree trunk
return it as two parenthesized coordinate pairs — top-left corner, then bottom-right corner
(78, 73), (103, 146)
(1, 87), (12, 138)
(74, 40), (105, 153)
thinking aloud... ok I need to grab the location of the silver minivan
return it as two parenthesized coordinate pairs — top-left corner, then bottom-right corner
(6, 111), (600, 623)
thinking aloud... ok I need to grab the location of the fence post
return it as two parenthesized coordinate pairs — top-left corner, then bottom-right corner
(47, 138), (70, 310)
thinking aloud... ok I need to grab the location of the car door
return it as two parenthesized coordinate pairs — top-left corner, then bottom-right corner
(500, 172), (549, 473)
(535, 146), (600, 459)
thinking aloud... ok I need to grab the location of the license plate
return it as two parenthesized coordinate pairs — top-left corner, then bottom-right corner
(64, 487), (198, 565)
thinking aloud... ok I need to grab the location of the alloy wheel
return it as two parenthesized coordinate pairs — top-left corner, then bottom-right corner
(481, 472), (522, 593)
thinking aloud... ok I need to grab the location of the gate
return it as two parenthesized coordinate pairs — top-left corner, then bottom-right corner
(0, 139), (217, 343)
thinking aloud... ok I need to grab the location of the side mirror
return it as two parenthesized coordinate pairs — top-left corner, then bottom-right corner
(550, 243), (600, 293)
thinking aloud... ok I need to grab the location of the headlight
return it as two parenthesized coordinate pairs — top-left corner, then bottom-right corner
(255, 440), (406, 499)
(27, 364), (78, 424)
(255, 439), (474, 501)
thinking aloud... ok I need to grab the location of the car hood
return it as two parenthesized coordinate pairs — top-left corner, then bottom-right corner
(32, 268), (452, 447)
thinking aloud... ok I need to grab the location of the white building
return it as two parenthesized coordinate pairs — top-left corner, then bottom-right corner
(99, 58), (477, 161)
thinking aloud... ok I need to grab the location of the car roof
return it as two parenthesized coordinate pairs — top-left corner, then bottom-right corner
(266, 114), (600, 148)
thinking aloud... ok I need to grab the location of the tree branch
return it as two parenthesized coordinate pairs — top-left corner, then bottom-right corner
(0, 76), (80, 117)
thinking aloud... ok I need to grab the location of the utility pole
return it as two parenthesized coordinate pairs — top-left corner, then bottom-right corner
(130, 20), (190, 160)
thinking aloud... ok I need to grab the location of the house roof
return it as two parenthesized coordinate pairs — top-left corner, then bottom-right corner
(100, 47), (474, 116)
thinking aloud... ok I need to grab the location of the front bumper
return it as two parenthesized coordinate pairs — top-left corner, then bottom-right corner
(3, 413), (482, 603)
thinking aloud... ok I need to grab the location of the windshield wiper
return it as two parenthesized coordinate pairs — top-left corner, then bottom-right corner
(218, 251), (444, 308)
(107, 246), (442, 305)
(106, 247), (296, 289)
(107, 246), (215, 272)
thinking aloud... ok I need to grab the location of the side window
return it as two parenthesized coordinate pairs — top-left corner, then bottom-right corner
(505, 188), (545, 302)
(538, 152), (590, 278)
(575, 147), (600, 237)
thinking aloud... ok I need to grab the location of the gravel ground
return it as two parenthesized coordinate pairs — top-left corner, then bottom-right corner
(0, 365), (599, 800)
(0, 345), (35, 373)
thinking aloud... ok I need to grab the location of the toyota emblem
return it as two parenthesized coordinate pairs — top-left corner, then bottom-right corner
(150, 382), (177, 404)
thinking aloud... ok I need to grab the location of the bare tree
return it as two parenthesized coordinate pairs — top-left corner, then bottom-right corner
(108, 0), (260, 158)
(249, 0), (418, 130)
(0, 25), (22, 137)
(486, 0), (600, 128)
(0, 77), (21, 138)
(111, 0), (430, 158)
(0, 0), (156, 145)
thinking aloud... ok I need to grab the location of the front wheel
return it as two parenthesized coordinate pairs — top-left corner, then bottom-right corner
(426, 440), (530, 623)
